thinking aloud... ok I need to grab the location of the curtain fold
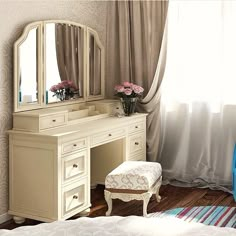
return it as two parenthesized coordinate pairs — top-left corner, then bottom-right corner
(106, 0), (168, 162)
(106, 1), (131, 96)
(55, 24), (83, 93)
(159, 1), (236, 191)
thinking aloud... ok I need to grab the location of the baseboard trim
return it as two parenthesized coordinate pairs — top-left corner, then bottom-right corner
(0, 213), (12, 224)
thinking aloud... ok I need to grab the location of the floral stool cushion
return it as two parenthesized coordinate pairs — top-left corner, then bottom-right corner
(104, 161), (162, 217)
(105, 161), (162, 192)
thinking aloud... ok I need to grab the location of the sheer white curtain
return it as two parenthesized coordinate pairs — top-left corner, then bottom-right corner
(159, 1), (236, 190)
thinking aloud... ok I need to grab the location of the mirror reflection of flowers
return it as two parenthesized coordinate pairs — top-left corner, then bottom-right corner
(114, 82), (144, 98)
(50, 80), (79, 101)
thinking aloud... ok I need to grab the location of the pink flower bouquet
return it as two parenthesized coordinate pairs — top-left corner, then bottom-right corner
(50, 80), (79, 101)
(114, 82), (144, 116)
(114, 82), (144, 98)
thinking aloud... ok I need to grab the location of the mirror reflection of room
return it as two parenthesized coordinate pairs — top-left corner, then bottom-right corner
(45, 23), (83, 103)
(89, 33), (101, 96)
(19, 27), (38, 104)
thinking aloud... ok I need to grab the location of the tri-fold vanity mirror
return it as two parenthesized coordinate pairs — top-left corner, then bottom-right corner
(14, 20), (104, 112)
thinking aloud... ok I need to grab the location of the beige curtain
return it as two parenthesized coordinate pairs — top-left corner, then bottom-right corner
(106, 0), (168, 162)
(55, 24), (84, 94)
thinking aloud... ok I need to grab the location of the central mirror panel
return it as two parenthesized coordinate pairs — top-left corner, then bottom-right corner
(45, 22), (85, 103)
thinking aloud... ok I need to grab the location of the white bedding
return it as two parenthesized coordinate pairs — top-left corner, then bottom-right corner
(0, 215), (236, 236)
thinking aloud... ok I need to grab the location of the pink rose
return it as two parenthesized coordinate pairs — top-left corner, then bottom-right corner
(67, 80), (73, 86)
(124, 88), (132, 95)
(50, 85), (58, 92)
(68, 81), (77, 89)
(115, 85), (125, 93)
(62, 80), (78, 89)
(123, 81), (132, 87)
(133, 85), (144, 94)
(61, 80), (69, 85)
(57, 83), (65, 89)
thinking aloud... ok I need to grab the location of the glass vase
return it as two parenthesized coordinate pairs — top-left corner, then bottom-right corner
(56, 92), (64, 101)
(120, 97), (138, 116)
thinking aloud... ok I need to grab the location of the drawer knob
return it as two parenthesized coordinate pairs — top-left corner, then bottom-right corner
(73, 164), (78, 168)
(135, 142), (139, 145)
(108, 134), (112, 137)
(135, 126), (138, 128)
(73, 144), (77, 147)
(52, 119), (56, 122)
(73, 195), (78, 199)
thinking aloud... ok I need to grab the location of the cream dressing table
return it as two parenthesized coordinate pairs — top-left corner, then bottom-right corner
(8, 20), (147, 223)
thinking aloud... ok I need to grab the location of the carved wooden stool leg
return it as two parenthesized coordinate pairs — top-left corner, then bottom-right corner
(155, 185), (161, 203)
(104, 190), (112, 216)
(142, 192), (152, 217)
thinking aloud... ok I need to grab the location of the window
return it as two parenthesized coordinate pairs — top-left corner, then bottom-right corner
(162, 1), (236, 110)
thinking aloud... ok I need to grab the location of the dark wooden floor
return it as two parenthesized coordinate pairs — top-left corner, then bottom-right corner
(1, 184), (236, 230)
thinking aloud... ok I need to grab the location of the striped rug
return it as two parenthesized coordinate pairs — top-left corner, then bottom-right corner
(149, 206), (236, 228)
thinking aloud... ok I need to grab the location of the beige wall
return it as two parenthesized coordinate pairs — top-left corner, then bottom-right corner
(0, 0), (107, 217)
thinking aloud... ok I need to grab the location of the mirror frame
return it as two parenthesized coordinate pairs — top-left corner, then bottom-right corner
(14, 20), (105, 112)
(86, 27), (105, 101)
(14, 21), (43, 112)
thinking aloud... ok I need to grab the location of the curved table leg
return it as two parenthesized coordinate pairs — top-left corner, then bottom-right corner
(13, 216), (25, 224)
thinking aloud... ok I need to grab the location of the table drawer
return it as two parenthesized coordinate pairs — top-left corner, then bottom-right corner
(62, 151), (87, 183)
(128, 133), (145, 156)
(62, 178), (88, 216)
(62, 137), (87, 155)
(128, 120), (145, 134)
(91, 128), (126, 146)
(40, 113), (67, 130)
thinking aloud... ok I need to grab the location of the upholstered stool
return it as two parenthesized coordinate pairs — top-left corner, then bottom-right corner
(104, 161), (162, 217)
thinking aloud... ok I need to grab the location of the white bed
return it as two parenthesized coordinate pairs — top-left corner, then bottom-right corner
(0, 215), (236, 236)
